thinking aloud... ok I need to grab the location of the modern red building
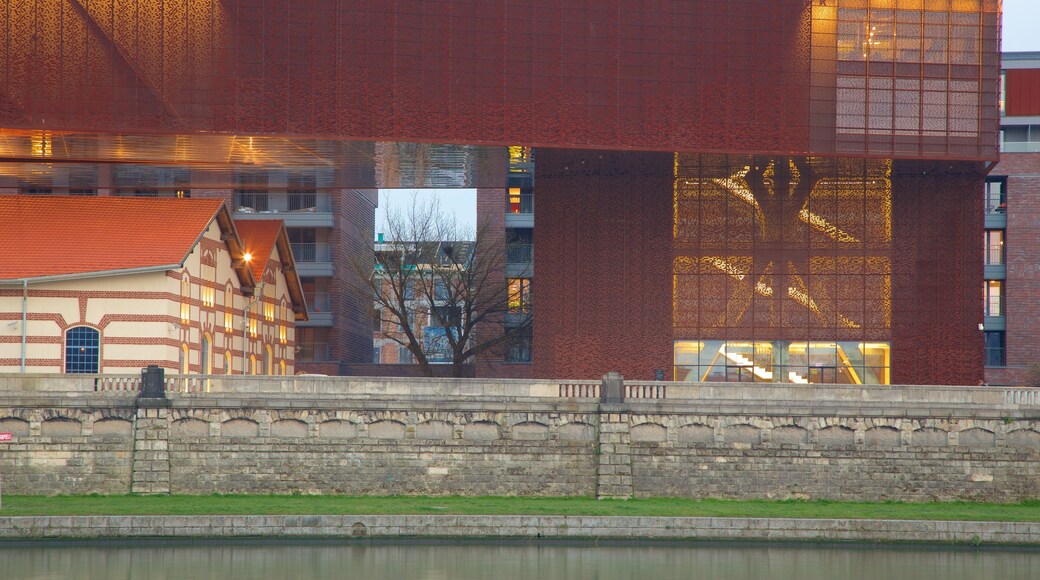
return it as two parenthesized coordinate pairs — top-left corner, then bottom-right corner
(0, 1), (1002, 385)
(982, 52), (1040, 386)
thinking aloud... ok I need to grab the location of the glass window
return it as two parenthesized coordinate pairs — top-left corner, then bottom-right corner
(984, 331), (1005, 367)
(985, 179), (1006, 214)
(985, 281), (1003, 317)
(434, 279), (449, 301)
(201, 335), (211, 375)
(373, 346), (381, 364)
(673, 340), (890, 385)
(508, 278), (532, 313)
(224, 287), (234, 332)
(180, 276), (191, 323)
(505, 326), (532, 363)
(234, 171), (268, 211)
(65, 327), (100, 373)
(398, 346), (414, 364)
(225, 351), (233, 375)
(984, 230), (1005, 265)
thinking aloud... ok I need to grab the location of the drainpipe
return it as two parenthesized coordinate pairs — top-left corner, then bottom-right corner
(20, 280), (28, 372)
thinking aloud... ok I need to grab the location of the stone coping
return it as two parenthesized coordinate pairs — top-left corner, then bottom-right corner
(1, 515), (1038, 545)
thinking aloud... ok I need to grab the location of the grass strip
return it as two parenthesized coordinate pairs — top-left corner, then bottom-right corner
(2, 495), (1040, 521)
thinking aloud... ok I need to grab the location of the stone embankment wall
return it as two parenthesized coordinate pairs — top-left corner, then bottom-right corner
(1, 374), (1039, 501)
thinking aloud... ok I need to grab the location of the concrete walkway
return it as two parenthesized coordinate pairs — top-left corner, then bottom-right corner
(1, 515), (1037, 545)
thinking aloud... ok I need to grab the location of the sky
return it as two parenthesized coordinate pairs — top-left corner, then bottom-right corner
(1003, 0), (1040, 52)
(379, 3), (1040, 239)
(376, 188), (478, 239)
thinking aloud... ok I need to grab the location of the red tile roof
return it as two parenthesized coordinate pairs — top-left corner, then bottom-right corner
(233, 220), (284, 281)
(0, 195), (225, 281)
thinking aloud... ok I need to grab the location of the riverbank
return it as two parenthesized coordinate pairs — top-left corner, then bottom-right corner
(3, 497), (1040, 544)
(2, 513), (1039, 545)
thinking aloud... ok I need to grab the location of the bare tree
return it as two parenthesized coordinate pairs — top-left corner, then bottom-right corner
(357, 196), (530, 377)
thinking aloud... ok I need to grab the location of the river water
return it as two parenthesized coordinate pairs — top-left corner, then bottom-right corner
(2, 540), (1038, 579)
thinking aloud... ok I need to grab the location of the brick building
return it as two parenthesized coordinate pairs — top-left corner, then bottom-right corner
(983, 52), (1040, 386)
(0, 196), (306, 375)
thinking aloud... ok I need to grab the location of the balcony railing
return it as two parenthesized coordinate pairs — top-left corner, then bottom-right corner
(985, 193), (1006, 214)
(506, 243), (533, 264)
(235, 193), (332, 213)
(291, 242), (332, 263)
(1001, 141), (1040, 153)
(985, 244), (1005, 266)
(508, 193), (534, 214)
(305, 291), (332, 313)
(297, 342), (333, 362)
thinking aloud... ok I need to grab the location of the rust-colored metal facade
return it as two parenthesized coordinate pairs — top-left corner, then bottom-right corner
(0, 1), (1001, 384)
(0, 0), (999, 160)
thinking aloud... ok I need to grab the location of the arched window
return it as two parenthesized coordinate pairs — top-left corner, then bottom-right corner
(265, 345), (273, 374)
(65, 327), (100, 373)
(201, 334), (212, 375)
(250, 354), (257, 375)
(279, 360), (286, 376)
(180, 344), (190, 374)
(225, 351), (233, 375)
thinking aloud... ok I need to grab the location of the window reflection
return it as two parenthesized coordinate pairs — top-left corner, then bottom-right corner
(673, 340), (890, 385)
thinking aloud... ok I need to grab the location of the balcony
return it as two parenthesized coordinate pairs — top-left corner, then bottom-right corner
(506, 192), (534, 228)
(234, 193), (334, 227)
(290, 242), (333, 276)
(1001, 141), (1040, 153)
(299, 291), (333, 326)
(507, 243), (532, 264)
(297, 342), (333, 362)
(506, 243), (533, 277)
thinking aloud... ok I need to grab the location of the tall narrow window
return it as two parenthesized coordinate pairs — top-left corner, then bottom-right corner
(65, 327), (100, 373)
(180, 276), (191, 323)
(984, 230), (1005, 265)
(278, 303), (288, 344)
(224, 287), (234, 332)
(265, 345), (274, 374)
(225, 351), (233, 375)
(201, 286), (215, 308)
(180, 344), (190, 374)
(985, 281), (1004, 317)
(201, 335), (212, 375)
(250, 354), (257, 375)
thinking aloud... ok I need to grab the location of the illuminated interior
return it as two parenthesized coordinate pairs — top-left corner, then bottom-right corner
(673, 340), (891, 385)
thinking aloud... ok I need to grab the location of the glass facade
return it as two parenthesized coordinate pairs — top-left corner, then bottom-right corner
(674, 340), (890, 385)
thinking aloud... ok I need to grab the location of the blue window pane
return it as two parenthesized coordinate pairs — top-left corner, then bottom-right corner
(65, 326), (100, 373)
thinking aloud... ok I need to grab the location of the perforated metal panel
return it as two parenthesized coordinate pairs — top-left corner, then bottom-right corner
(0, 0), (1000, 160)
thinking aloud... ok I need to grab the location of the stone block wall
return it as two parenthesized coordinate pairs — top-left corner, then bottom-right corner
(166, 409), (596, 496)
(1, 381), (1039, 501)
(625, 414), (1040, 502)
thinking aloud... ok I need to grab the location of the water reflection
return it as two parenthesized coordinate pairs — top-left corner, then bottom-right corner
(3, 541), (1038, 580)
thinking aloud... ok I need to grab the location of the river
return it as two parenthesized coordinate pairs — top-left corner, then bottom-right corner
(2, 540), (1038, 579)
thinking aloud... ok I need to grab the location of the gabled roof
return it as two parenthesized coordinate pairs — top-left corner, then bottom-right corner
(234, 219), (309, 321)
(0, 195), (253, 289)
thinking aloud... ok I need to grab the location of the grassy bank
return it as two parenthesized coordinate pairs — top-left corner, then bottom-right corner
(2, 495), (1040, 521)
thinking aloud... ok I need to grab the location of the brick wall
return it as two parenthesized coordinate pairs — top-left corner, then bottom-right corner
(990, 153), (1040, 385)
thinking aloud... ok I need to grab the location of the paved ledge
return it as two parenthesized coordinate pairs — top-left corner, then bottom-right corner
(1, 515), (1038, 545)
